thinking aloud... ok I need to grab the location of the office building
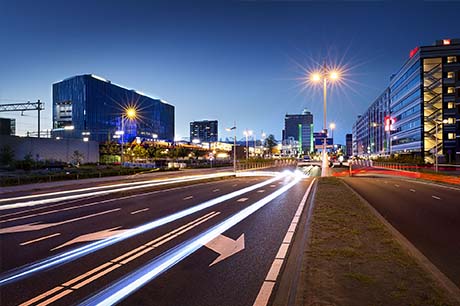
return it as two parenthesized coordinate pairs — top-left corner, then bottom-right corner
(353, 39), (460, 162)
(346, 133), (353, 157)
(190, 120), (218, 143)
(52, 74), (174, 143)
(283, 109), (314, 154)
(352, 88), (390, 156)
(0, 118), (16, 136)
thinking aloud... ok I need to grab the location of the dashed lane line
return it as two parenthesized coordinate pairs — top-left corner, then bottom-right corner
(20, 233), (61, 246)
(237, 198), (249, 202)
(130, 208), (149, 215)
(183, 196), (194, 200)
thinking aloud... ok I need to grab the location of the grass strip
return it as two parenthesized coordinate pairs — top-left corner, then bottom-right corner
(296, 177), (455, 306)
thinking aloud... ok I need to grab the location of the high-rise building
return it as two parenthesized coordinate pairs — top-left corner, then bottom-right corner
(353, 39), (460, 163)
(52, 74), (175, 143)
(190, 120), (218, 143)
(283, 109), (314, 154)
(0, 118), (15, 136)
(346, 133), (353, 157)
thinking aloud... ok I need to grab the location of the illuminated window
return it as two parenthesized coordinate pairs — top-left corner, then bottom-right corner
(447, 56), (457, 63)
(443, 39), (451, 45)
(447, 102), (455, 109)
(447, 72), (455, 79)
(447, 117), (456, 124)
(447, 133), (456, 140)
(447, 87), (455, 94)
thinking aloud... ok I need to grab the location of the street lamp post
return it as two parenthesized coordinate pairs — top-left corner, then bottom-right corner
(310, 66), (340, 177)
(120, 107), (137, 166)
(226, 123), (237, 173)
(243, 130), (252, 160)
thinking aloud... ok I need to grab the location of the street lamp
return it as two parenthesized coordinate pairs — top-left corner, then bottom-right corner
(310, 65), (342, 177)
(433, 119), (448, 172)
(226, 122), (237, 172)
(120, 106), (138, 165)
(243, 130), (253, 159)
(329, 122), (336, 143)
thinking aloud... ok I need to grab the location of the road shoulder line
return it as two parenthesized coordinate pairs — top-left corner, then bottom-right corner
(341, 178), (460, 304)
(253, 178), (317, 306)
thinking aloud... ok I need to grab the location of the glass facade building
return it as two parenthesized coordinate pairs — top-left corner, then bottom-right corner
(189, 120), (218, 143)
(282, 109), (314, 154)
(52, 75), (174, 143)
(353, 39), (460, 162)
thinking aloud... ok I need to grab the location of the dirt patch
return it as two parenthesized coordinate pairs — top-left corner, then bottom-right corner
(296, 177), (455, 306)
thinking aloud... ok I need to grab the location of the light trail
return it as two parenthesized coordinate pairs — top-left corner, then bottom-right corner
(0, 173), (235, 210)
(81, 176), (308, 306)
(0, 174), (286, 286)
(0, 172), (235, 208)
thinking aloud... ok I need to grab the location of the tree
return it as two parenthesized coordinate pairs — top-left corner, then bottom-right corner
(264, 134), (278, 155)
(100, 141), (120, 156)
(71, 150), (84, 167)
(132, 145), (148, 160)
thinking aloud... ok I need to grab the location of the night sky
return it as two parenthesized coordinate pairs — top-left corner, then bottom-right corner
(1, 0), (459, 143)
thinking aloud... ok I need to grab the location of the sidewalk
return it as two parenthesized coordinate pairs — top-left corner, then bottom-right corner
(280, 177), (458, 306)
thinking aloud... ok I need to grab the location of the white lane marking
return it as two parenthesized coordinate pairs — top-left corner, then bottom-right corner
(20, 233), (61, 246)
(0, 209), (120, 234)
(275, 243), (289, 259)
(52, 227), (126, 251)
(270, 185), (276, 188)
(183, 196), (194, 200)
(253, 282), (275, 306)
(409, 189), (416, 192)
(253, 178), (316, 306)
(257, 190), (265, 193)
(265, 259), (283, 281)
(232, 184), (238, 187)
(237, 198), (249, 202)
(205, 234), (245, 266)
(278, 182), (283, 185)
(432, 195), (441, 200)
(22, 212), (221, 306)
(212, 189), (220, 192)
(130, 208), (149, 215)
(394, 184), (400, 188)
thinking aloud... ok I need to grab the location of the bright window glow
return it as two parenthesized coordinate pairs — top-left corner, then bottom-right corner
(443, 39), (451, 45)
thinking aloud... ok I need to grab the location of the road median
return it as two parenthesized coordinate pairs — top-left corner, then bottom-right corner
(294, 177), (457, 306)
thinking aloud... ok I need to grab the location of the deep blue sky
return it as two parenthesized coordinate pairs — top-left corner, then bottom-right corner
(1, 1), (459, 143)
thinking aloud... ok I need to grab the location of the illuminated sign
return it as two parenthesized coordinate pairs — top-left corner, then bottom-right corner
(443, 39), (451, 45)
(384, 116), (395, 132)
(409, 47), (419, 58)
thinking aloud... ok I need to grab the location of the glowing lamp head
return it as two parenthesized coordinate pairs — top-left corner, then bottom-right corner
(310, 73), (321, 82)
(329, 122), (336, 130)
(126, 107), (137, 120)
(329, 71), (339, 80)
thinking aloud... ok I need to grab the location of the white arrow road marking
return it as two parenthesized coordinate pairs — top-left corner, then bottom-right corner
(205, 234), (245, 267)
(0, 209), (120, 234)
(51, 227), (128, 251)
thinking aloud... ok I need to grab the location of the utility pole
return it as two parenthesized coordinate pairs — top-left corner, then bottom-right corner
(37, 100), (42, 138)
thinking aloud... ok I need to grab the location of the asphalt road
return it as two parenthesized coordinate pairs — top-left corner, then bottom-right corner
(343, 176), (460, 288)
(0, 171), (314, 306)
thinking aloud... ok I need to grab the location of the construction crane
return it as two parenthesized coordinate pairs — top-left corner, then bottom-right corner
(0, 100), (44, 138)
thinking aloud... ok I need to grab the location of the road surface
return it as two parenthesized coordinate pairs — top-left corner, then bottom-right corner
(0, 171), (314, 306)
